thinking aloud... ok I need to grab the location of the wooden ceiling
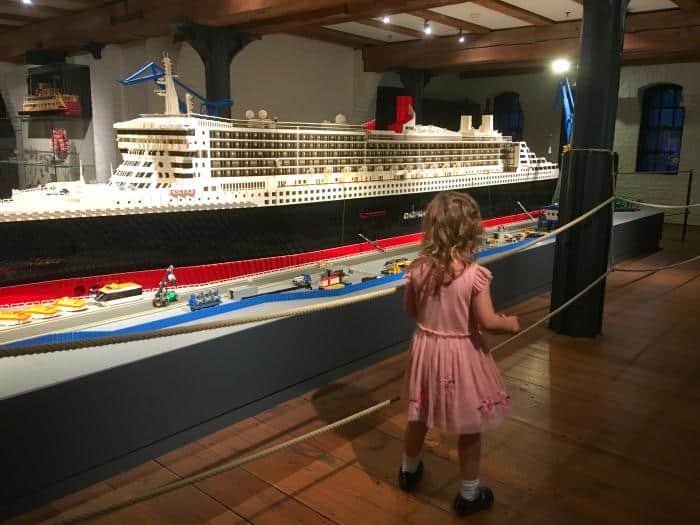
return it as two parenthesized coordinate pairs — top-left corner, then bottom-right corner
(0, 0), (698, 74)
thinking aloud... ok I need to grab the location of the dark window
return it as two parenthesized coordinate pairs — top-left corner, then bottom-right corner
(636, 84), (684, 174)
(493, 92), (523, 141)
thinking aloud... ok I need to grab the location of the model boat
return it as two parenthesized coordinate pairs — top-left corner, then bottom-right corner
(53, 297), (88, 312)
(21, 304), (61, 319)
(0, 310), (32, 325)
(0, 56), (558, 287)
(18, 84), (81, 117)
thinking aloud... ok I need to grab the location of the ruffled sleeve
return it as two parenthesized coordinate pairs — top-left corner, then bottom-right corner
(472, 264), (493, 296)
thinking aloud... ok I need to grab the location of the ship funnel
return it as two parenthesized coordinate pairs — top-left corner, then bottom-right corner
(480, 114), (494, 133)
(459, 115), (472, 132)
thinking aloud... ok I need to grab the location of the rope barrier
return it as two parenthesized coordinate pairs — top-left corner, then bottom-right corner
(52, 396), (400, 525)
(611, 253), (700, 273)
(490, 270), (611, 354)
(617, 197), (700, 209)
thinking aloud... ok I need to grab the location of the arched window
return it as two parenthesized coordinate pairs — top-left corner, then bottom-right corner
(493, 92), (523, 141)
(636, 84), (684, 174)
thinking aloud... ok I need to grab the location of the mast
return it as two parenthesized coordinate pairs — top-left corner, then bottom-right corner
(162, 54), (180, 115)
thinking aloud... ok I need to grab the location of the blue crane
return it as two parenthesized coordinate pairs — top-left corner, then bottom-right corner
(554, 77), (575, 147)
(118, 61), (232, 116)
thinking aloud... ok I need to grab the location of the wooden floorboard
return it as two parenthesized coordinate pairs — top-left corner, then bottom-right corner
(7, 224), (700, 524)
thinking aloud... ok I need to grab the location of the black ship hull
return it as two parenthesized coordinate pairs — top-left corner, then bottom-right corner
(0, 180), (557, 286)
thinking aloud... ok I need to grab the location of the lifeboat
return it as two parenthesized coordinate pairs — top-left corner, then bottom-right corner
(53, 296), (88, 312)
(22, 304), (61, 319)
(0, 310), (32, 326)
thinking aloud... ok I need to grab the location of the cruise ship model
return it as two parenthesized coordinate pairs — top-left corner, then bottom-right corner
(18, 84), (81, 117)
(0, 56), (558, 286)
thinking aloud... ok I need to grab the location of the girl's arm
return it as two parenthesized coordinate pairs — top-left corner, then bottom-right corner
(404, 275), (417, 318)
(472, 286), (520, 334)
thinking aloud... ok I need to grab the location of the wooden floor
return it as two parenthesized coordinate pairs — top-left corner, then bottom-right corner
(9, 224), (700, 525)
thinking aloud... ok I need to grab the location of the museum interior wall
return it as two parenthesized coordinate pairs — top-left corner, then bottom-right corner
(426, 63), (700, 225)
(0, 34), (697, 224)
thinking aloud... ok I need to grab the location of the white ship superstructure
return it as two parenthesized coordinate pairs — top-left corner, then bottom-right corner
(0, 57), (558, 223)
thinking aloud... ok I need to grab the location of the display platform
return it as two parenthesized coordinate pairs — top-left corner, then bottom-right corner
(0, 209), (663, 521)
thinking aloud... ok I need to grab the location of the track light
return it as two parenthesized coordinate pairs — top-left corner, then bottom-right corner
(382, 15), (390, 24)
(551, 57), (571, 75)
(423, 19), (431, 35)
(458, 29), (465, 43)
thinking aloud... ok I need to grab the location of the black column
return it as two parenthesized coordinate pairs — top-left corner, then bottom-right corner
(398, 69), (432, 124)
(549, 0), (627, 337)
(177, 23), (257, 118)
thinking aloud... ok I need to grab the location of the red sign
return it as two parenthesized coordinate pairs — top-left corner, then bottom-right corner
(170, 188), (196, 197)
(359, 209), (387, 219)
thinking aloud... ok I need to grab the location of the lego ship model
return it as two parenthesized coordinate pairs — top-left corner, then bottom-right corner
(0, 56), (558, 285)
(18, 83), (81, 117)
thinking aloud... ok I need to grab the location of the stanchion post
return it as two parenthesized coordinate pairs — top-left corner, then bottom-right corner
(682, 169), (693, 242)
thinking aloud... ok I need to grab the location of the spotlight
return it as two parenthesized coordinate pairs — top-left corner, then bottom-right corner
(423, 19), (431, 35)
(458, 29), (465, 43)
(382, 15), (390, 24)
(551, 57), (571, 75)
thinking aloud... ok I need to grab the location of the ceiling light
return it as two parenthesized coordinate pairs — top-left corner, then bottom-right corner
(458, 29), (465, 43)
(22, 0), (32, 4)
(551, 57), (571, 74)
(382, 15), (390, 24)
(423, 20), (431, 35)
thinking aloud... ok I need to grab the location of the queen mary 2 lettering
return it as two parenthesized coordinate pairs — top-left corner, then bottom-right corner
(0, 56), (559, 285)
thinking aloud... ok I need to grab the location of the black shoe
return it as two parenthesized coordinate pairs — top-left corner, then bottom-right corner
(398, 461), (423, 491)
(453, 486), (494, 516)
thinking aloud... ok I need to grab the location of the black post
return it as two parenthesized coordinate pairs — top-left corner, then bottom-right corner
(177, 23), (257, 118)
(550, 0), (627, 337)
(682, 169), (693, 242)
(398, 69), (432, 124)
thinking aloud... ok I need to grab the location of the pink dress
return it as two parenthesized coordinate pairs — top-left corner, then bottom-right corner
(403, 260), (509, 435)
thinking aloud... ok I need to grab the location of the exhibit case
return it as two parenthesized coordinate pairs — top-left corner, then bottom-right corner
(0, 62), (96, 199)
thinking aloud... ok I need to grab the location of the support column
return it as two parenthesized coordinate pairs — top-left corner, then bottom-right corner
(549, 0), (627, 337)
(177, 23), (257, 118)
(398, 69), (432, 123)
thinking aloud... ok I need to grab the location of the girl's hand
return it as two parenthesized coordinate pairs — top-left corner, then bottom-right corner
(508, 315), (521, 334)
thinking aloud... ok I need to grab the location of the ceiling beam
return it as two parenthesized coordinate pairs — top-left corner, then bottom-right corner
(469, 0), (554, 26)
(411, 8), (490, 33)
(6, 0), (94, 10)
(0, 0), (465, 60)
(0, 16), (29, 26)
(0, 2), (68, 18)
(363, 8), (700, 71)
(356, 17), (424, 39)
(291, 25), (385, 48)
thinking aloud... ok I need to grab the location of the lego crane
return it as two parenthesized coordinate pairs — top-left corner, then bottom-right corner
(118, 60), (233, 116)
(555, 78), (575, 150)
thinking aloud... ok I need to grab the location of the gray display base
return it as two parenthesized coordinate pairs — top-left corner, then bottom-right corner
(0, 210), (663, 520)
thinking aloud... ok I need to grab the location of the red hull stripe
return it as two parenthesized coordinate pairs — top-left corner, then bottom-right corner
(0, 210), (542, 306)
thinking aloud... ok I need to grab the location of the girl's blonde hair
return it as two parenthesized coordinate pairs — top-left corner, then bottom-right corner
(415, 191), (483, 294)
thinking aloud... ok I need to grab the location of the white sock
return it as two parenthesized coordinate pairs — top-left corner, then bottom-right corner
(401, 451), (422, 473)
(460, 478), (480, 501)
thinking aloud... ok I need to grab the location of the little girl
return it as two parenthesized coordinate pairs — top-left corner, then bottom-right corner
(399, 191), (520, 516)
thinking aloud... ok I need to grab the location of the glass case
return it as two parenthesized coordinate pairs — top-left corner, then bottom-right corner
(0, 62), (96, 198)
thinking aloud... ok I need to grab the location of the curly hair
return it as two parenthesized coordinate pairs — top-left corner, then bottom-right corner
(414, 191), (483, 295)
